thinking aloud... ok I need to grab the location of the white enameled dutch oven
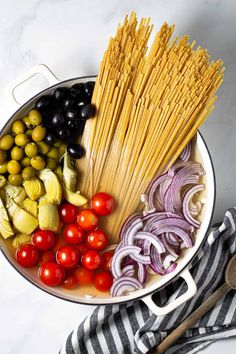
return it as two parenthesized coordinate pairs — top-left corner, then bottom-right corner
(0, 64), (216, 316)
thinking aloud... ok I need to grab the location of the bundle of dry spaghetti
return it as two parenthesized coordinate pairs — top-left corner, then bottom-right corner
(78, 12), (224, 242)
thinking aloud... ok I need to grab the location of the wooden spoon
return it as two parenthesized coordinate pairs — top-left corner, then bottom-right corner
(154, 254), (236, 354)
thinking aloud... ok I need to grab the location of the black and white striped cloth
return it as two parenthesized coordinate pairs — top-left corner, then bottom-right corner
(61, 207), (236, 354)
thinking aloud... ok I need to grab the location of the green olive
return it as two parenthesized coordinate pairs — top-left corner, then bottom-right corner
(8, 174), (23, 186)
(37, 141), (50, 155)
(47, 147), (58, 159)
(32, 125), (46, 142)
(58, 143), (67, 158)
(26, 129), (33, 136)
(54, 140), (63, 148)
(21, 156), (31, 168)
(0, 149), (7, 164)
(22, 166), (36, 181)
(46, 158), (57, 170)
(29, 109), (42, 126)
(7, 160), (21, 175)
(15, 133), (30, 147)
(11, 146), (24, 161)
(31, 156), (45, 171)
(0, 135), (14, 150)
(25, 142), (38, 158)
(12, 120), (25, 135)
(0, 162), (8, 174)
(23, 116), (34, 129)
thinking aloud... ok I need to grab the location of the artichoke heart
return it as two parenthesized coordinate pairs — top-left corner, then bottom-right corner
(0, 176), (7, 189)
(63, 186), (87, 207)
(0, 196), (14, 239)
(38, 169), (62, 205)
(12, 233), (31, 249)
(23, 177), (45, 201)
(23, 198), (38, 218)
(5, 183), (26, 205)
(6, 196), (38, 234)
(63, 153), (77, 192)
(38, 202), (59, 232)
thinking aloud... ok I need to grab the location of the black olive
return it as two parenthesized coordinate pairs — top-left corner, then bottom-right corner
(84, 81), (95, 98)
(35, 95), (52, 113)
(53, 87), (68, 101)
(67, 119), (81, 129)
(45, 132), (57, 145)
(65, 108), (79, 120)
(63, 97), (76, 110)
(77, 96), (90, 107)
(67, 143), (84, 159)
(57, 128), (71, 141)
(80, 104), (96, 119)
(70, 83), (84, 99)
(51, 112), (66, 127)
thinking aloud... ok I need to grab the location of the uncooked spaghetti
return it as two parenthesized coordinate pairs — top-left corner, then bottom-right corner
(78, 12), (224, 242)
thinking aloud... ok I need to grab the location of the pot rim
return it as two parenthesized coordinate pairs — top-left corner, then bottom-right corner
(0, 75), (216, 305)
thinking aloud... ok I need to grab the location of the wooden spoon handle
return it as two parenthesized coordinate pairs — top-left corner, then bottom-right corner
(154, 282), (231, 354)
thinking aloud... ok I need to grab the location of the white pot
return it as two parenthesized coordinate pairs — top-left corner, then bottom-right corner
(0, 64), (216, 316)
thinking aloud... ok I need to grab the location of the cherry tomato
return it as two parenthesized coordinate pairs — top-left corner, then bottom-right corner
(77, 243), (89, 254)
(52, 237), (67, 253)
(86, 229), (108, 251)
(102, 250), (114, 271)
(32, 230), (55, 250)
(63, 224), (85, 245)
(38, 250), (55, 266)
(82, 250), (102, 270)
(77, 209), (99, 231)
(94, 271), (113, 292)
(39, 262), (65, 287)
(59, 202), (78, 223)
(62, 275), (78, 290)
(91, 193), (115, 216)
(56, 246), (80, 269)
(16, 244), (39, 268)
(74, 267), (94, 285)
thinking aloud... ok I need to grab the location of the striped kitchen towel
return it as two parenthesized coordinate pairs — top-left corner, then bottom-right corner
(61, 207), (236, 354)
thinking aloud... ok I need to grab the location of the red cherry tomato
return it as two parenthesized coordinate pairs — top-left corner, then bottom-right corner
(59, 202), (78, 223)
(16, 244), (39, 268)
(39, 262), (65, 286)
(63, 224), (85, 245)
(38, 250), (55, 266)
(77, 243), (89, 254)
(56, 246), (80, 269)
(102, 250), (114, 271)
(52, 237), (67, 253)
(62, 275), (78, 290)
(86, 229), (108, 251)
(32, 230), (55, 250)
(74, 267), (94, 285)
(77, 209), (99, 231)
(91, 193), (115, 216)
(82, 250), (102, 270)
(94, 271), (113, 292)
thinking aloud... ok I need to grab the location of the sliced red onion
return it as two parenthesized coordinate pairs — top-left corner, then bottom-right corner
(110, 276), (143, 297)
(123, 218), (143, 244)
(183, 184), (205, 228)
(111, 245), (142, 279)
(130, 252), (151, 264)
(151, 225), (193, 248)
(122, 264), (135, 277)
(137, 263), (147, 284)
(179, 141), (192, 162)
(161, 234), (180, 258)
(148, 173), (171, 210)
(166, 233), (181, 245)
(147, 217), (193, 233)
(119, 212), (142, 240)
(150, 247), (165, 275)
(142, 239), (151, 255)
(165, 262), (177, 274)
(163, 254), (179, 269)
(134, 231), (165, 254)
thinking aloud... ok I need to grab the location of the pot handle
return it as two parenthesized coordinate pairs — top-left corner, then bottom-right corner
(5, 64), (60, 107)
(142, 268), (197, 316)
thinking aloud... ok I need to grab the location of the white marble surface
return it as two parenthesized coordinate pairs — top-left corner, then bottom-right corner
(0, 0), (236, 353)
